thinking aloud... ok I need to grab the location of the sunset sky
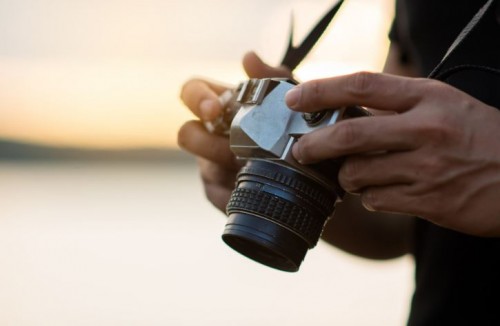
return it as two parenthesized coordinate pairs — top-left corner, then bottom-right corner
(0, 0), (394, 149)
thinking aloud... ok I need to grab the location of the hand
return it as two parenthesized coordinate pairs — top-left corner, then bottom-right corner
(178, 52), (291, 212)
(285, 72), (500, 236)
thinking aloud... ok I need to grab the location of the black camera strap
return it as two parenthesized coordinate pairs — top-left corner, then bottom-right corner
(281, 0), (345, 71)
(284, 0), (499, 79)
(428, 0), (500, 80)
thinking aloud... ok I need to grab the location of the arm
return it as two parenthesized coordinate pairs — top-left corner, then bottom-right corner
(319, 42), (416, 259)
(320, 194), (414, 259)
(179, 49), (417, 261)
(285, 69), (500, 238)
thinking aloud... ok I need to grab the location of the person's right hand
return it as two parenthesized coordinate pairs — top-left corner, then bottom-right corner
(177, 51), (291, 213)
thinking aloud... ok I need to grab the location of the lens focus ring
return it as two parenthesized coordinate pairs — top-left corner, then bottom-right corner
(227, 187), (324, 247)
(237, 164), (335, 212)
(226, 160), (337, 248)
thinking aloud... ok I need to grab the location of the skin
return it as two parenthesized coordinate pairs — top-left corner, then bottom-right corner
(179, 50), (413, 259)
(178, 52), (291, 211)
(178, 45), (500, 262)
(285, 69), (500, 237)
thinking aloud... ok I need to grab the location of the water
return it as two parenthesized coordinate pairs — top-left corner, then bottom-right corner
(0, 161), (414, 325)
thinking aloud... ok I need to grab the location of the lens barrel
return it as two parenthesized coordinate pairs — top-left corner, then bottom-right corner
(222, 160), (338, 272)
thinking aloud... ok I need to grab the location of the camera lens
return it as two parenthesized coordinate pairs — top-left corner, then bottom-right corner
(222, 160), (338, 272)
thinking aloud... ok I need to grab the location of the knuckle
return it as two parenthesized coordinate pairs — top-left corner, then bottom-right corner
(417, 156), (446, 180)
(310, 79), (323, 97)
(419, 78), (440, 93)
(333, 120), (357, 147)
(180, 78), (217, 114)
(421, 78), (451, 97)
(418, 80), (473, 133)
(179, 78), (199, 102)
(177, 122), (193, 150)
(417, 114), (457, 145)
(205, 135), (228, 163)
(303, 79), (325, 107)
(339, 158), (360, 192)
(346, 71), (376, 98)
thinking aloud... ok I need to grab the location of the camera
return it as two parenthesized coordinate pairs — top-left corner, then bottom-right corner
(207, 78), (370, 272)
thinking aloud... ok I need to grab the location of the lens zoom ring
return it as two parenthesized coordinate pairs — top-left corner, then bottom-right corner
(239, 165), (335, 210)
(227, 187), (326, 247)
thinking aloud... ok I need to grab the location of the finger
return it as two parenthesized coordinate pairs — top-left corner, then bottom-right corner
(177, 120), (240, 170)
(198, 158), (235, 212)
(285, 72), (438, 113)
(360, 184), (414, 214)
(293, 114), (419, 164)
(203, 182), (232, 213)
(339, 153), (416, 193)
(198, 158), (237, 190)
(180, 78), (229, 121)
(360, 184), (453, 226)
(242, 51), (292, 79)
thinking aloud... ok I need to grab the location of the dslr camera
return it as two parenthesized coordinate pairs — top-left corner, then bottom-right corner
(207, 78), (369, 272)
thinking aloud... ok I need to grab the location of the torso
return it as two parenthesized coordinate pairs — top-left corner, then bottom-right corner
(390, 1), (500, 324)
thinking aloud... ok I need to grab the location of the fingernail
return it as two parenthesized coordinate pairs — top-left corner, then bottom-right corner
(362, 193), (375, 212)
(362, 201), (375, 212)
(292, 142), (303, 164)
(200, 99), (215, 120)
(285, 86), (302, 109)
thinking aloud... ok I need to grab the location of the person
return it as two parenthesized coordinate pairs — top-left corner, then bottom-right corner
(178, 0), (500, 324)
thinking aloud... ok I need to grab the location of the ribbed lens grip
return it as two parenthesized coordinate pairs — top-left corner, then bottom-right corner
(237, 164), (336, 214)
(226, 160), (337, 248)
(227, 187), (323, 247)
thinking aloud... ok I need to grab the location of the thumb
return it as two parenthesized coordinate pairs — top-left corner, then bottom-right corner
(242, 51), (292, 79)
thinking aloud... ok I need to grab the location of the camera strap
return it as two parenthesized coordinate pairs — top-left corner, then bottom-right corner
(428, 0), (499, 80)
(282, 0), (498, 77)
(281, 0), (345, 71)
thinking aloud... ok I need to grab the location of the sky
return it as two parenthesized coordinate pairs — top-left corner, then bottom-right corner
(0, 0), (394, 149)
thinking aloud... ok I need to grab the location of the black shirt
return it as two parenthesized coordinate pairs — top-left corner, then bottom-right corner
(390, 1), (500, 325)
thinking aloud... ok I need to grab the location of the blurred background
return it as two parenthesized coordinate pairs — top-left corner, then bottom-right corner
(0, 0), (414, 325)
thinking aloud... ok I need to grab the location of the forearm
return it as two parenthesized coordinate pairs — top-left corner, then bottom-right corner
(321, 194), (414, 259)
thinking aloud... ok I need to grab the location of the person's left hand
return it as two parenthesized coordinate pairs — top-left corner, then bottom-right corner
(285, 72), (500, 236)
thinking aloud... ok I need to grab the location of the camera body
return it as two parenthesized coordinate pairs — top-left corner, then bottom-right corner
(211, 78), (369, 272)
(230, 78), (360, 190)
